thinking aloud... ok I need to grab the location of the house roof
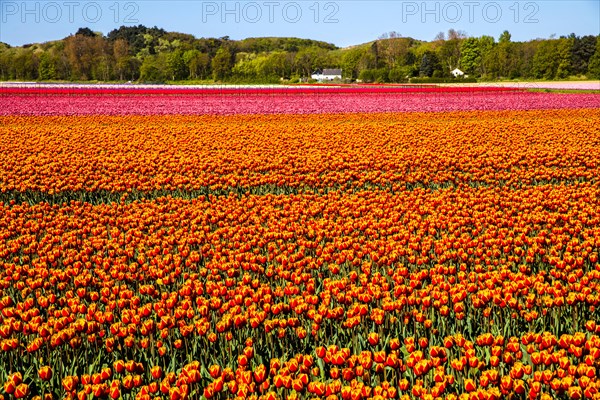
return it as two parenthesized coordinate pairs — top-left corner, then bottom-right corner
(322, 68), (342, 75)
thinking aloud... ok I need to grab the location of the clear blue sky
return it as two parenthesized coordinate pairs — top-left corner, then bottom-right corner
(1, 1), (599, 47)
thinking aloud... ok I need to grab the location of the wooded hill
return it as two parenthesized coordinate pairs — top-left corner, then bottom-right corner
(1, 26), (599, 83)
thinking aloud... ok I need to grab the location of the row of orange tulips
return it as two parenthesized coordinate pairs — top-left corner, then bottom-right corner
(1, 109), (599, 398)
(0, 109), (599, 200)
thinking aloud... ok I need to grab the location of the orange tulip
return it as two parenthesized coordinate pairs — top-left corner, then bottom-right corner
(150, 365), (162, 380)
(114, 360), (125, 374)
(3, 381), (15, 395)
(160, 378), (171, 394)
(109, 385), (120, 400)
(14, 383), (29, 399)
(62, 376), (78, 392)
(568, 386), (582, 399)
(368, 332), (379, 346)
(38, 366), (52, 381)
(253, 364), (266, 383)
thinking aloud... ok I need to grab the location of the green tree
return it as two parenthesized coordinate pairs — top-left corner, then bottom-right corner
(166, 49), (187, 80)
(183, 49), (210, 79)
(341, 47), (366, 80)
(294, 46), (323, 78)
(419, 51), (441, 77)
(555, 37), (574, 79)
(485, 30), (516, 79)
(75, 27), (97, 37)
(107, 25), (167, 56)
(499, 30), (511, 44)
(359, 47), (378, 72)
(264, 51), (293, 79)
(113, 39), (131, 81)
(0, 44), (12, 79)
(487, 38), (522, 79)
(532, 40), (559, 79)
(388, 66), (414, 82)
(124, 57), (141, 80)
(12, 47), (39, 80)
(460, 37), (481, 75)
(438, 29), (466, 73)
(358, 68), (388, 83)
(231, 51), (290, 81)
(571, 34), (597, 75)
(519, 40), (540, 79)
(587, 36), (600, 79)
(37, 52), (56, 80)
(232, 52), (259, 79)
(477, 36), (495, 77)
(211, 47), (232, 80)
(46, 41), (71, 80)
(140, 54), (166, 82)
(64, 34), (111, 80)
(377, 32), (412, 68)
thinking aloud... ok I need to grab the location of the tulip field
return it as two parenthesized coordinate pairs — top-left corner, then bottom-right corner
(1, 85), (600, 400)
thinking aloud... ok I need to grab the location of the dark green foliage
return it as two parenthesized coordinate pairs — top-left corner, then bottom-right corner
(211, 47), (232, 81)
(237, 37), (336, 53)
(571, 35), (599, 75)
(587, 37), (600, 79)
(106, 25), (167, 55)
(1, 27), (598, 82)
(419, 51), (441, 78)
(410, 77), (478, 83)
(75, 27), (97, 37)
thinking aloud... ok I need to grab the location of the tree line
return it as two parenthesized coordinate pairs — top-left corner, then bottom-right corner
(1, 26), (599, 83)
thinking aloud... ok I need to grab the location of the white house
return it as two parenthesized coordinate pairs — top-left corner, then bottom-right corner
(450, 68), (465, 78)
(311, 69), (342, 81)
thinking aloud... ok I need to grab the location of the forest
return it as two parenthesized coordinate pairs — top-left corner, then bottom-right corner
(1, 25), (599, 83)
